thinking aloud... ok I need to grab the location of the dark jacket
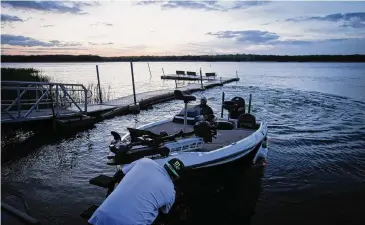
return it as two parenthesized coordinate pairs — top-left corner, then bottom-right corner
(199, 104), (213, 116)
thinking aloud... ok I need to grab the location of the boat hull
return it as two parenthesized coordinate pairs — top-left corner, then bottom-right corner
(174, 140), (263, 193)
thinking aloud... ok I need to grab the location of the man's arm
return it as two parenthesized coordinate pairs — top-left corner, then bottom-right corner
(160, 196), (175, 214)
(121, 158), (141, 174)
(113, 159), (142, 183)
(207, 105), (214, 115)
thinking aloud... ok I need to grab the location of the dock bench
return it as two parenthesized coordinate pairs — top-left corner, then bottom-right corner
(205, 72), (216, 80)
(186, 71), (197, 76)
(176, 71), (186, 77)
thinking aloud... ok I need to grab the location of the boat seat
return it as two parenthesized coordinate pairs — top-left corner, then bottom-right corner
(174, 90), (196, 103)
(237, 113), (257, 129)
(231, 97), (245, 108)
(216, 121), (234, 130)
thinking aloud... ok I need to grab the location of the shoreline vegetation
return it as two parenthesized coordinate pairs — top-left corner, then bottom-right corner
(1, 67), (50, 82)
(1, 54), (364, 63)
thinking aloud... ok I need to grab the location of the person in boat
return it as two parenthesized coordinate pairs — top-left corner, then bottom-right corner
(199, 97), (214, 120)
(88, 158), (185, 225)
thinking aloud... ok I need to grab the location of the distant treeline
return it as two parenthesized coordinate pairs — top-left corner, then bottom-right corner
(1, 54), (364, 62)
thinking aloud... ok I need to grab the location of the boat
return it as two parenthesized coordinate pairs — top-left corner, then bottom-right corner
(106, 90), (268, 184)
(81, 90), (268, 220)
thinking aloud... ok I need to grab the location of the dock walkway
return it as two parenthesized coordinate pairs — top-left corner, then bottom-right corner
(1, 77), (238, 124)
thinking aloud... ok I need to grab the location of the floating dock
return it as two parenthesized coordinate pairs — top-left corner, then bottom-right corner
(1, 77), (238, 125)
(90, 77), (239, 120)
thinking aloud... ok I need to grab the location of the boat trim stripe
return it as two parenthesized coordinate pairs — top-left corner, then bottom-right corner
(188, 140), (263, 169)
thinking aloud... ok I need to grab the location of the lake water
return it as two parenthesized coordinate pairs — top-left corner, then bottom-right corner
(2, 62), (365, 225)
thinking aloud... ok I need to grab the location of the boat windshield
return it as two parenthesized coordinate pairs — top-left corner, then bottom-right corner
(177, 105), (201, 117)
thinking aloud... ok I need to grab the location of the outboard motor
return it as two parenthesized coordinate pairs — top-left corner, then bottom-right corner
(194, 121), (217, 143)
(223, 97), (245, 119)
(109, 131), (130, 154)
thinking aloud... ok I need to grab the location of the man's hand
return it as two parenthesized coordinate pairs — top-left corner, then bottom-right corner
(113, 170), (125, 183)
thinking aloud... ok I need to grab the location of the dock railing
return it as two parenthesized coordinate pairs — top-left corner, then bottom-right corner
(1, 81), (89, 122)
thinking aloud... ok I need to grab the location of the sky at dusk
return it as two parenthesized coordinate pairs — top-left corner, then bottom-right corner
(1, 0), (365, 56)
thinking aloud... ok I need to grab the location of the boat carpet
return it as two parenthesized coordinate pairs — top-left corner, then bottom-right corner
(146, 121), (255, 152)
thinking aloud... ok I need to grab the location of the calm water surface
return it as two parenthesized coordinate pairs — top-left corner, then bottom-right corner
(2, 62), (365, 225)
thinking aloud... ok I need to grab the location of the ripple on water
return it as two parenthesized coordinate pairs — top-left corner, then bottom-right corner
(2, 85), (365, 225)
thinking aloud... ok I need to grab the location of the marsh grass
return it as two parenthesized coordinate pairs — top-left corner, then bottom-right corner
(1, 68), (52, 110)
(1, 67), (50, 82)
(85, 83), (113, 104)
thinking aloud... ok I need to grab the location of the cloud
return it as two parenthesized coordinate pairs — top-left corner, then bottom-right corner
(161, 1), (223, 11)
(1, 34), (81, 47)
(206, 29), (362, 50)
(137, 0), (267, 11)
(286, 12), (365, 28)
(1, 14), (23, 22)
(90, 22), (113, 27)
(136, 0), (163, 6)
(88, 42), (114, 45)
(207, 30), (280, 44)
(1, 1), (96, 14)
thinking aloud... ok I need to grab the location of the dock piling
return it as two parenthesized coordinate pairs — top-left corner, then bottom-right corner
(221, 92), (225, 118)
(55, 85), (59, 115)
(130, 62), (137, 105)
(147, 62), (152, 77)
(199, 68), (203, 89)
(16, 85), (20, 118)
(36, 88), (39, 111)
(162, 68), (165, 76)
(248, 93), (252, 114)
(96, 65), (103, 104)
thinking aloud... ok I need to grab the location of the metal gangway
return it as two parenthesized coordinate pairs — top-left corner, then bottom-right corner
(1, 81), (89, 124)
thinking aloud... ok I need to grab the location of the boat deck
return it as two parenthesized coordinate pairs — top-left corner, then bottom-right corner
(146, 121), (255, 152)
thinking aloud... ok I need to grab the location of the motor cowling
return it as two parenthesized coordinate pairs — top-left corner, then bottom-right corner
(109, 141), (130, 154)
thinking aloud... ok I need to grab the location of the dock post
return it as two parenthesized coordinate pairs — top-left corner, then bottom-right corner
(199, 68), (203, 89)
(55, 85), (59, 115)
(36, 86), (39, 111)
(220, 76), (222, 85)
(248, 93), (252, 114)
(84, 86), (88, 114)
(236, 71), (238, 80)
(162, 68), (165, 76)
(96, 65), (103, 104)
(148, 62), (152, 77)
(130, 62), (137, 105)
(221, 92), (225, 118)
(17, 85), (20, 119)
(175, 80), (178, 89)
